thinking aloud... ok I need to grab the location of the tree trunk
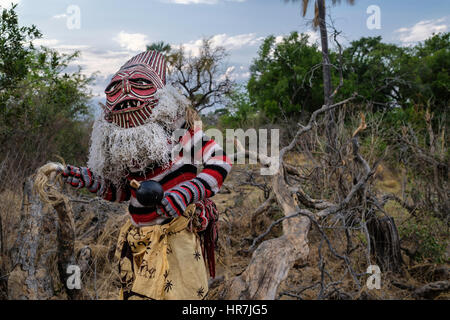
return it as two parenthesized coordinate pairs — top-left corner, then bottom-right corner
(52, 198), (82, 300)
(317, 0), (337, 153)
(367, 215), (404, 273)
(221, 170), (310, 299)
(8, 177), (57, 299)
(7, 176), (81, 299)
(0, 214), (7, 300)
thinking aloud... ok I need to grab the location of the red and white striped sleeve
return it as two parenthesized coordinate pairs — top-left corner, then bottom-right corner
(160, 129), (232, 218)
(195, 133), (232, 196)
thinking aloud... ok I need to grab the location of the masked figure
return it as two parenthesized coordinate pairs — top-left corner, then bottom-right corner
(62, 51), (231, 300)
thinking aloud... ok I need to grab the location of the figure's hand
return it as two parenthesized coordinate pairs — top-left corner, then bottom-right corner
(190, 205), (209, 232)
(61, 165), (102, 193)
(160, 190), (187, 217)
(158, 181), (206, 218)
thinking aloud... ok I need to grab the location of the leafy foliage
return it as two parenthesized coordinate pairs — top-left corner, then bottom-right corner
(400, 215), (448, 263)
(247, 32), (323, 121)
(224, 32), (449, 127)
(338, 36), (407, 108)
(400, 32), (450, 114)
(0, 4), (41, 92)
(218, 85), (263, 129)
(146, 41), (172, 54)
(0, 5), (93, 184)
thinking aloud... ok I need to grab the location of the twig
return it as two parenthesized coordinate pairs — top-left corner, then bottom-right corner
(247, 211), (301, 252)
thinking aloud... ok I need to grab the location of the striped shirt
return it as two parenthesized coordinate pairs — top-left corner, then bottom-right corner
(102, 124), (232, 227)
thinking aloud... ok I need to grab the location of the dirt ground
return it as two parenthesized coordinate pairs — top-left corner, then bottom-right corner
(1, 156), (448, 300)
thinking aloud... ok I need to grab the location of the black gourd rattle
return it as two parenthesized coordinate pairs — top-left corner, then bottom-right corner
(130, 179), (164, 207)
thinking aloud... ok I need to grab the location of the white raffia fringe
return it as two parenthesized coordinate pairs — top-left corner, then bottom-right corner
(87, 84), (188, 185)
(151, 84), (189, 130)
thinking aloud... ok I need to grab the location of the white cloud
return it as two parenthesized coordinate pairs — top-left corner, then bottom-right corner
(0, 0), (20, 8)
(396, 18), (448, 44)
(163, 0), (218, 4)
(273, 31), (319, 47)
(181, 33), (263, 56)
(74, 50), (132, 77)
(219, 65), (250, 82)
(52, 13), (68, 19)
(219, 66), (235, 81)
(305, 30), (320, 45)
(274, 35), (284, 44)
(211, 33), (263, 49)
(30, 32), (259, 97)
(32, 38), (90, 52)
(33, 38), (61, 47)
(30, 38), (134, 96)
(113, 31), (149, 52)
(162, 0), (246, 4)
(270, 31), (321, 56)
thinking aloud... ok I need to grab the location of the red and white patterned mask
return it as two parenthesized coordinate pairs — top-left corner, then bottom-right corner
(103, 51), (167, 128)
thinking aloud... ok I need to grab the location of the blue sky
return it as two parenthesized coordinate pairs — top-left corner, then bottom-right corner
(2, 0), (449, 105)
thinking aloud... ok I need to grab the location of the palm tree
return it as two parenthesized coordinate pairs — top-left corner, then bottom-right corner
(286, 0), (354, 152)
(146, 41), (172, 54)
(286, 0), (354, 106)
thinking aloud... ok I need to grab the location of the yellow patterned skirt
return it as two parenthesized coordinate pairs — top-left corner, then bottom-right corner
(115, 205), (209, 300)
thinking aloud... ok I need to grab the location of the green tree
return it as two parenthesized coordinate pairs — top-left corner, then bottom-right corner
(286, 0), (355, 152)
(0, 5), (93, 184)
(247, 32), (323, 121)
(146, 41), (172, 54)
(285, 0), (355, 106)
(218, 85), (259, 129)
(338, 36), (407, 108)
(400, 32), (449, 114)
(0, 4), (41, 92)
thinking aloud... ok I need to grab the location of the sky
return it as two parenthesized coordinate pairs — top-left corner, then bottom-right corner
(2, 0), (449, 108)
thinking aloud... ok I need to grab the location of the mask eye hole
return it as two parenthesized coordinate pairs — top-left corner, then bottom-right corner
(130, 78), (152, 86)
(105, 80), (121, 94)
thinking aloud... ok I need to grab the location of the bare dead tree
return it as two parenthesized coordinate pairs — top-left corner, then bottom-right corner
(395, 110), (449, 222)
(0, 212), (6, 300)
(7, 167), (83, 300)
(168, 38), (234, 112)
(220, 95), (361, 299)
(8, 177), (57, 299)
(216, 88), (410, 299)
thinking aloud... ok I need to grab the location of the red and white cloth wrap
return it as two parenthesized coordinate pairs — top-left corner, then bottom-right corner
(193, 199), (219, 278)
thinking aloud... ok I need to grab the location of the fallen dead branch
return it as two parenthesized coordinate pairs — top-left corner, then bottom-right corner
(221, 96), (367, 300)
(220, 95), (408, 300)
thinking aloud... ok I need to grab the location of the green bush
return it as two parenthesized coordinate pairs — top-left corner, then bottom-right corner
(0, 5), (93, 183)
(399, 216), (448, 263)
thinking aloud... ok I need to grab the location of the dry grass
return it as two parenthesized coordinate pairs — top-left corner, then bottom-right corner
(0, 157), (448, 300)
(374, 164), (402, 196)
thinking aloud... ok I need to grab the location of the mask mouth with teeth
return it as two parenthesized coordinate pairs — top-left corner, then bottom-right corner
(88, 51), (190, 184)
(103, 51), (167, 128)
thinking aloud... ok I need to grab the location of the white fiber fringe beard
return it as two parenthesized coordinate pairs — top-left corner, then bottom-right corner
(87, 84), (189, 185)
